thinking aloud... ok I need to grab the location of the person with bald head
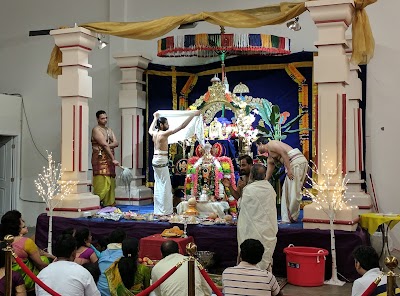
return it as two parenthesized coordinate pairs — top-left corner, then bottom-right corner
(150, 240), (211, 296)
(237, 164), (278, 271)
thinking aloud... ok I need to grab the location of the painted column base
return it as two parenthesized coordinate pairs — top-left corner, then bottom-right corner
(115, 185), (153, 206)
(302, 202), (360, 231)
(346, 191), (374, 214)
(46, 192), (100, 218)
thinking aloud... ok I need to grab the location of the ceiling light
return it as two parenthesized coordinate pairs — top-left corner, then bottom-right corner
(286, 17), (301, 31)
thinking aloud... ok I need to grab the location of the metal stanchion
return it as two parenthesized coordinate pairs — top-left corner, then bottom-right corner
(3, 235), (15, 296)
(384, 255), (399, 296)
(186, 242), (197, 296)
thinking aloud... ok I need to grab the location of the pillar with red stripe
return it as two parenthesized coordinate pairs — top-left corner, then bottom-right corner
(50, 27), (100, 217)
(113, 54), (153, 206)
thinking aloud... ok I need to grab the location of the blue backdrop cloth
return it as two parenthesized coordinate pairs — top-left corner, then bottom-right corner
(145, 52), (316, 184)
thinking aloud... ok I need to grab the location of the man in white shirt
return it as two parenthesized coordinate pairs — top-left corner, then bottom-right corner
(351, 245), (386, 296)
(35, 234), (100, 296)
(151, 240), (211, 296)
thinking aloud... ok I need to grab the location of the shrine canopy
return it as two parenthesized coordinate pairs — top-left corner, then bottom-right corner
(157, 33), (290, 58)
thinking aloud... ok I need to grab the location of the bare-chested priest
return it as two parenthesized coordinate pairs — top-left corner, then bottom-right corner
(149, 111), (200, 215)
(255, 137), (308, 223)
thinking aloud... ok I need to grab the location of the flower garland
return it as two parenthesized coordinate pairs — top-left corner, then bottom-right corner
(184, 156), (237, 198)
(219, 156), (237, 191)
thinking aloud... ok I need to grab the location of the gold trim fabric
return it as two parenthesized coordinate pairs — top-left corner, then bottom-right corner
(47, 0), (377, 78)
(351, 0), (377, 65)
(47, 2), (306, 78)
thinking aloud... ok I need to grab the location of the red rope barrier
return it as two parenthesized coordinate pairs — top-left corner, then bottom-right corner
(361, 275), (382, 296)
(136, 265), (179, 296)
(199, 268), (223, 296)
(361, 282), (378, 296)
(14, 257), (61, 296)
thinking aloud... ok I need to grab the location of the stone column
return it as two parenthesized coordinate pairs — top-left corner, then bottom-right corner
(303, 0), (359, 231)
(50, 27), (100, 218)
(344, 37), (373, 213)
(113, 54), (153, 205)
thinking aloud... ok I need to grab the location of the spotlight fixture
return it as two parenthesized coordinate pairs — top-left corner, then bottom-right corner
(97, 34), (108, 49)
(286, 17), (301, 31)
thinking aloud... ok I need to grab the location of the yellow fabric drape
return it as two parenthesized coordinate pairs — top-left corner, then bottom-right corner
(351, 0), (377, 65)
(47, 0), (377, 78)
(82, 2), (306, 39)
(47, 2), (306, 78)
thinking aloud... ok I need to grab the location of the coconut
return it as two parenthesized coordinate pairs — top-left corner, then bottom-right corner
(187, 197), (197, 206)
(224, 214), (233, 222)
(208, 212), (218, 220)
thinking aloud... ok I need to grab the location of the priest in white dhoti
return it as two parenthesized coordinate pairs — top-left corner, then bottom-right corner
(256, 137), (308, 223)
(237, 164), (278, 271)
(149, 110), (202, 215)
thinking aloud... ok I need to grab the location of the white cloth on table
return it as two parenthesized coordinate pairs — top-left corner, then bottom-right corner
(35, 261), (100, 296)
(351, 268), (387, 296)
(156, 110), (204, 145)
(238, 180), (277, 271)
(280, 148), (308, 223)
(150, 253), (211, 296)
(176, 201), (229, 218)
(152, 155), (173, 215)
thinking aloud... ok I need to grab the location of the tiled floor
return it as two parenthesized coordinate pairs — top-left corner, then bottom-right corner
(283, 282), (352, 296)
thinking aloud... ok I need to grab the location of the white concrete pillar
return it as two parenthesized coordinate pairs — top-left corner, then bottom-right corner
(344, 37), (373, 213)
(113, 54), (153, 205)
(303, 0), (359, 230)
(307, 0), (354, 172)
(50, 27), (100, 217)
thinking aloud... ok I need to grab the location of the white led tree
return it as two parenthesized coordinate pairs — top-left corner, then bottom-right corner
(34, 152), (75, 254)
(303, 153), (352, 286)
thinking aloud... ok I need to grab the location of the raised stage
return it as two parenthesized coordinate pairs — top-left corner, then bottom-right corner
(35, 207), (368, 282)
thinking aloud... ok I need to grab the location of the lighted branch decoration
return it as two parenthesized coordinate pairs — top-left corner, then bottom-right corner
(34, 152), (75, 254)
(303, 154), (351, 286)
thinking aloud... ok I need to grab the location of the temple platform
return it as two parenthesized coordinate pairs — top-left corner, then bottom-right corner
(34, 206), (368, 282)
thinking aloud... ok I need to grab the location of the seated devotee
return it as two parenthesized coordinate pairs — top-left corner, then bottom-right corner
(0, 241), (26, 296)
(151, 240), (211, 296)
(237, 164), (277, 271)
(105, 238), (150, 295)
(19, 216), (55, 261)
(35, 234), (100, 296)
(82, 262), (101, 284)
(222, 154), (253, 201)
(255, 137), (308, 223)
(222, 239), (283, 296)
(74, 228), (98, 265)
(0, 210), (49, 291)
(97, 229), (126, 296)
(351, 246), (388, 296)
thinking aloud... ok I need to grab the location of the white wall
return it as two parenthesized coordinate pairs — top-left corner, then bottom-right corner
(0, 94), (22, 136)
(0, 0), (113, 225)
(0, 0), (399, 250)
(365, 0), (400, 248)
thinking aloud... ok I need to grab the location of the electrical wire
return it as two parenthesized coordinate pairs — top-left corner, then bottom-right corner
(3, 93), (48, 161)
(2, 92), (47, 204)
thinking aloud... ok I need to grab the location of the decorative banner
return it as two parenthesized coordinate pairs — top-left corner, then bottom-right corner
(158, 34), (290, 58)
(285, 63), (309, 157)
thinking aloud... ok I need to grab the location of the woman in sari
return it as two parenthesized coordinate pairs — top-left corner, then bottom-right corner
(0, 241), (26, 296)
(74, 228), (98, 265)
(105, 238), (150, 295)
(0, 210), (49, 291)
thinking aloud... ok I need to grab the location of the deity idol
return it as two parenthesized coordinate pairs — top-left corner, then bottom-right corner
(185, 142), (236, 201)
